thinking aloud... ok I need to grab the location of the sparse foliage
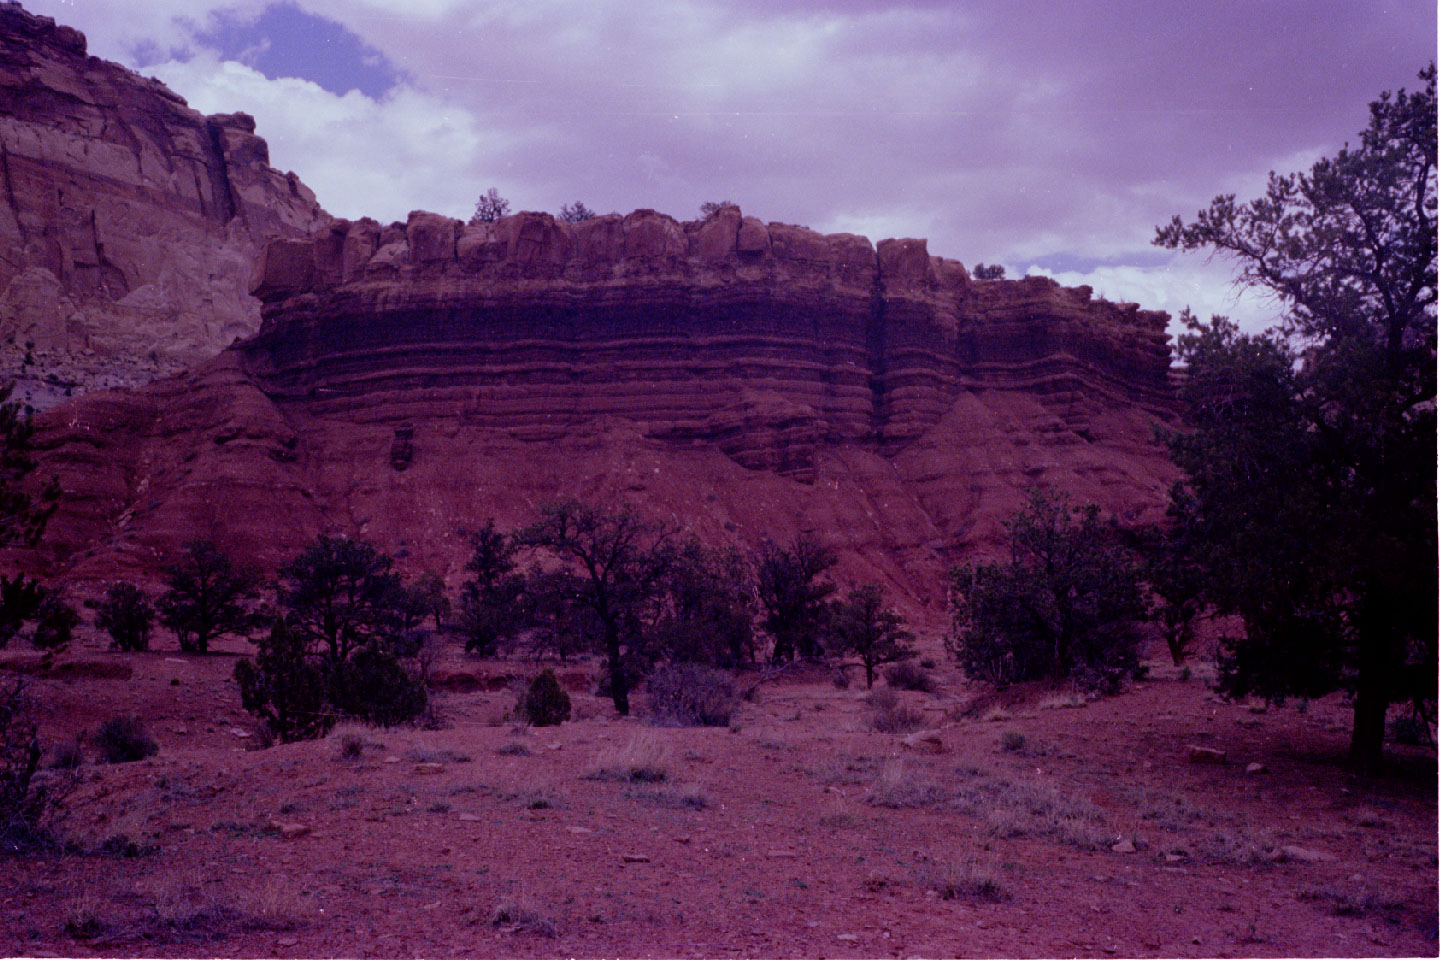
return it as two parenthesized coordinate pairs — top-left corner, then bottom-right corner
(643, 662), (738, 727)
(277, 535), (405, 663)
(948, 489), (1145, 689)
(470, 187), (511, 224)
(457, 521), (524, 656)
(93, 716), (157, 764)
(30, 592), (77, 650)
(699, 200), (736, 218)
(828, 584), (913, 688)
(0, 679), (49, 852)
(0, 384), (58, 548)
(756, 535), (837, 662)
(1154, 65), (1437, 772)
(96, 582), (155, 652)
(651, 539), (755, 668)
(559, 201), (597, 223)
(410, 571), (450, 631)
(157, 540), (259, 654)
(972, 262), (1006, 280)
(0, 574), (45, 649)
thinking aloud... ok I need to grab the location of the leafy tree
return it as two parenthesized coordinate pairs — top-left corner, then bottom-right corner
(0, 576), (44, 649)
(276, 535), (405, 663)
(518, 500), (674, 715)
(30, 593), (77, 650)
(651, 539), (755, 668)
(756, 534), (837, 662)
(157, 540), (259, 654)
(1154, 65), (1436, 772)
(327, 645), (427, 727)
(95, 583), (155, 652)
(234, 621), (332, 744)
(971, 262), (1006, 280)
(828, 584), (913, 689)
(947, 489), (1146, 689)
(410, 571), (450, 631)
(559, 201), (597, 223)
(457, 521), (524, 656)
(699, 200), (736, 218)
(470, 187), (511, 224)
(1138, 484), (1207, 666)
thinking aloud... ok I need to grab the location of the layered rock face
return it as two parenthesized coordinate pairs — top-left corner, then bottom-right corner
(22, 205), (1178, 617)
(0, 3), (328, 407)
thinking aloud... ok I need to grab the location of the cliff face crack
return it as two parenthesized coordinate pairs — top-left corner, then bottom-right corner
(204, 118), (238, 225)
(866, 271), (888, 445)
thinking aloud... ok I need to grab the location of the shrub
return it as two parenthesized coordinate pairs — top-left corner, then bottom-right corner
(1000, 731), (1027, 753)
(328, 646), (427, 727)
(644, 663), (737, 727)
(31, 593), (78, 650)
(470, 187), (511, 224)
(915, 859), (1008, 902)
(1388, 710), (1428, 746)
(0, 679), (52, 851)
(867, 688), (926, 734)
(521, 670), (571, 727)
(828, 584), (913, 688)
(48, 739), (83, 770)
(96, 582), (154, 652)
(583, 737), (668, 783)
(93, 716), (158, 764)
(235, 621), (333, 744)
(884, 659), (935, 692)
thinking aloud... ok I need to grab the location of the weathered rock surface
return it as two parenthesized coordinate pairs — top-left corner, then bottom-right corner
(0, 3), (328, 407)
(18, 204), (1178, 617)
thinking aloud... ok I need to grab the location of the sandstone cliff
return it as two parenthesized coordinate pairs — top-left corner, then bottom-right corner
(21, 206), (1178, 617)
(0, 2), (328, 407)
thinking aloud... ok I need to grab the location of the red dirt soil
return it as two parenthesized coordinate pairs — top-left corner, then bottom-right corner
(1, 635), (1435, 959)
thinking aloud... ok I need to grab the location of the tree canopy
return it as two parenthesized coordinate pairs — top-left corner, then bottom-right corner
(1154, 64), (1437, 771)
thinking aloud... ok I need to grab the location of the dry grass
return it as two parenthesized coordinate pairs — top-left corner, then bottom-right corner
(581, 735), (669, 783)
(328, 724), (380, 761)
(866, 761), (950, 809)
(867, 689), (926, 734)
(1300, 883), (1407, 917)
(914, 858), (1009, 902)
(626, 782), (709, 810)
(488, 895), (557, 936)
(1037, 693), (1088, 710)
(496, 741), (530, 756)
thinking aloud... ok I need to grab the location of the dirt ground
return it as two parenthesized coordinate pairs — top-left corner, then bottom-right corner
(1, 636), (1436, 959)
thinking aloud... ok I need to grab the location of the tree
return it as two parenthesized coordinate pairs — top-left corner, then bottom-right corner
(828, 584), (913, 689)
(411, 571), (450, 631)
(456, 521), (524, 656)
(30, 593), (77, 650)
(1138, 484), (1207, 666)
(1154, 65), (1436, 772)
(948, 489), (1146, 689)
(972, 262), (1006, 280)
(95, 583), (155, 652)
(470, 187), (511, 224)
(699, 200), (736, 218)
(276, 535), (405, 663)
(756, 535), (836, 662)
(651, 539), (755, 669)
(0, 384), (57, 548)
(157, 540), (259, 654)
(559, 201), (597, 223)
(0, 576), (44, 649)
(234, 621), (332, 743)
(518, 500), (674, 715)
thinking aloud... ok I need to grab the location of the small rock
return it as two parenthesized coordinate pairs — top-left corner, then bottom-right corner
(622, 853), (650, 863)
(229, 728), (252, 738)
(1245, 762), (1268, 774)
(413, 762), (444, 775)
(456, 813), (481, 822)
(568, 826), (592, 835)
(901, 730), (946, 754)
(270, 820), (310, 840)
(1186, 744), (1227, 764)
(805, 920), (821, 928)
(277, 936), (299, 947)
(1163, 853), (1186, 863)
(1192, 937), (1202, 945)
(383, 756), (401, 764)
(1111, 839), (1136, 854)
(1276, 844), (1333, 863)
(674, 836), (691, 844)
(837, 934), (861, 942)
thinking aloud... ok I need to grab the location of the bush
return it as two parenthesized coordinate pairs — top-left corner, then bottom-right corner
(1000, 731), (1027, 753)
(884, 659), (935, 692)
(644, 663), (737, 727)
(235, 621), (333, 744)
(867, 689), (925, 734)
(96, 582), (154, 652)
(328, 647), (427, 727)
(521, 670), (571, 727)
(31, 593), (78, 650)
(0, 679), (52, 851)
(48, 739), (83, 770)
(93, 716), (157, 764)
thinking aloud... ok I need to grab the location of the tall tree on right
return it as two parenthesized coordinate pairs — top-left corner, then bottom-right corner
(1154, 65), (1436, 772)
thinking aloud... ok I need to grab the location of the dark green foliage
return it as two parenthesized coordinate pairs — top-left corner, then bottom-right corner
(411, 571), (450, 630)
(699, 200), (736, 218)
(518, 500), (675, 716)
(31, 593), (77, 650)
(96, 582), (154, 652)
(1137, 486), (1206, 666)
(278, 535), (405, 662)
(559, 201), (596, 223)
(0, 384), (58, 549)
(157, 540), (259, 654)
(0, 574), (45, 649)
(0, 679), (49, 852)
(971, 262), (1006, 280)
(234, 621), (332, 743)
(327, 646), (428, 727)
(652, 539), (755, 668)
(457, 521), (524, 656)
(828, 584), (913, 689)
(470, 187), (510, 224)
(93, 716), (158, 764)
(644, 662), (738, 727)
(948, 489), (1145, 690)
(884, 659), (935, 693)
(520, 669), (572, 726)
(1154, 66), (1436, 772)
(756, 534), (837, 662)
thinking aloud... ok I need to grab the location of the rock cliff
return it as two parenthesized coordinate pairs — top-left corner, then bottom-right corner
(20, 205), (1178, 616)
(0, 2), (328, 407)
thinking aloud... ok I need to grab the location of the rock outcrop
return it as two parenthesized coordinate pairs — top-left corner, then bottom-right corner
(0, 2), (328, 407)
(19, 205), (1178, 617)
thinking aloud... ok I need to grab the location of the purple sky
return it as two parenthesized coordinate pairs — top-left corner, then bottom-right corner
(28, 0), (1436, 331)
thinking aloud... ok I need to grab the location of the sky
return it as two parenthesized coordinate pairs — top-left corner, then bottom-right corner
(29, 0), (1437, 334)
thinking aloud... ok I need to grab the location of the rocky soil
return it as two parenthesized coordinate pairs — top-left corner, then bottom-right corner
(1, 636), (1435, 958)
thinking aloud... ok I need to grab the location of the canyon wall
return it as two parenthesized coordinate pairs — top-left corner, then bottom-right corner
(0, 2), (328, 407)
(22, 206), (1178, 617)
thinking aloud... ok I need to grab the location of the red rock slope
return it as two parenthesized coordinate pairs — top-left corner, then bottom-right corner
(23, 205), (1177, 616)
(0, 2), (328, 407)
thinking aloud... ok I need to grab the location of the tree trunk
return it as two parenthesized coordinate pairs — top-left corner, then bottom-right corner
(1348, 677), (1388, 775)
(605, 626), (629, 716)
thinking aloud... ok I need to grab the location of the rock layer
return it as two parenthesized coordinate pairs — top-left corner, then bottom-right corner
(20, 205), (1178, 617)
(0, 3), (328, 407)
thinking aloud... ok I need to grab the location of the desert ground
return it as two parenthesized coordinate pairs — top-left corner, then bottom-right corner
(2, 634), (1434, 959)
